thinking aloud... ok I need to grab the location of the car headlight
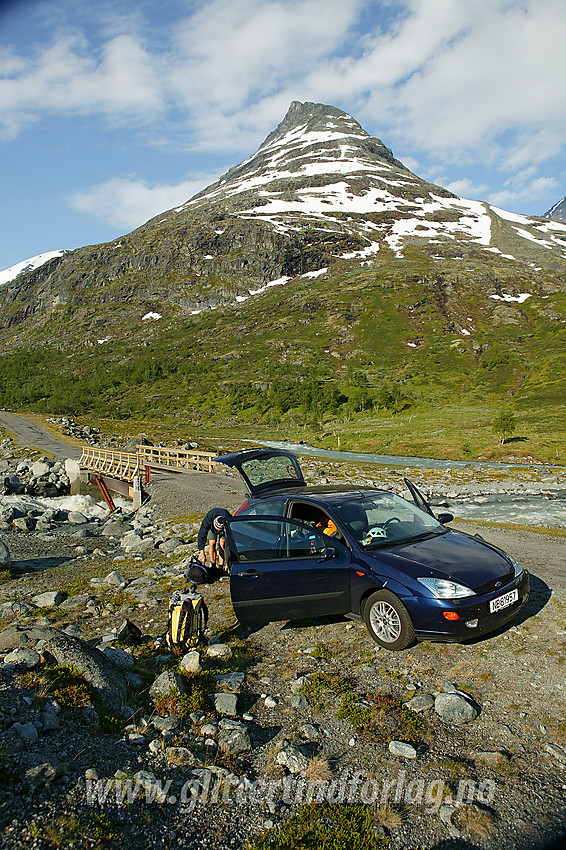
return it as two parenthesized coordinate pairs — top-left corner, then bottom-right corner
(508, 555), (523, 578)
(417, 577), (475, 598)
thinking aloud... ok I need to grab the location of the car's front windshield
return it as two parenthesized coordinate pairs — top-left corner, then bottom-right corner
(332, 493), (445, 549)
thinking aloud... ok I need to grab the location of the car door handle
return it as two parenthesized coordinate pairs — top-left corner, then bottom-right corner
(239, 569), (261, 578)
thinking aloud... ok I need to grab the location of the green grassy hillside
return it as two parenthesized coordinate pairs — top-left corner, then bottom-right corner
(1, 254), (564, 463)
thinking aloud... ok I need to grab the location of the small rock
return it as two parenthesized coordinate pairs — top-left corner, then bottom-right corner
(264, 696), (278, 708)
(68, 511), (88, 524)
(405, 693), (435, 713)
(388, 740), (417, 759)
(217, 726), (251, 754)
(85, 768), (99, 780)
(63, 625), (83, 638)
(4, 648), (41, 668)
(32, 591), (65, 607)
(149, 670), (186, 701)
(290, 693), (309, 710)
(545, 743), (566, 766)
(434, 693), (479, 725)
(12, 721), (39, 742)
(206, 644), (232, 659)
(166, 747), (197, 767)
(439, 804), (461, 838)
(211, 692), (238, 716)
(23, 761), (62, 790)
(180, 651), (202, 674)
(290, 676), (310, 693)
(127, 732), (146, 745)
(103, 570), (127, 587)
(276, 745), (308, 774)
(151, 716), (180, 733)
(0, 540), (10, 569)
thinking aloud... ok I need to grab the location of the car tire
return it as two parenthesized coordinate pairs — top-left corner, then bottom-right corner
(363, 590), (415, 651)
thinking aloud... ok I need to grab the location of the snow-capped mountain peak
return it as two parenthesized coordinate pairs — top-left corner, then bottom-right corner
(164, 101), (566, 264)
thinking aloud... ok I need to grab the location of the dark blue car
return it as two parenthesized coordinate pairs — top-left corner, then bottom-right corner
(215, 448), (530, 651)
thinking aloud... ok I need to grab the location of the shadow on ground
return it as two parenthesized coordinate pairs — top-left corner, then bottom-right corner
(10, 557), (71, 574)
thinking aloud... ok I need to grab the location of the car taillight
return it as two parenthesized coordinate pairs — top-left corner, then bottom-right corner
(442, 611), (459, 620)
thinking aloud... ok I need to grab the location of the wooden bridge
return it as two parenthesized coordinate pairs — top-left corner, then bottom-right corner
(75, 444), (218, 508)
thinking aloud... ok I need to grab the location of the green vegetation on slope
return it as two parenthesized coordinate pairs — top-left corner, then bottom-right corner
(0, 259), (564, 463)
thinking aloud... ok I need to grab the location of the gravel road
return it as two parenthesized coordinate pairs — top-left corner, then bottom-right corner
(0, 412), (82, 459)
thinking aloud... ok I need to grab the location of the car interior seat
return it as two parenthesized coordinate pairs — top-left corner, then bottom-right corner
(335, 502), (368, 541)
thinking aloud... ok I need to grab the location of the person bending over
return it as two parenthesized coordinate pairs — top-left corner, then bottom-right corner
(197, 507), (231, 573)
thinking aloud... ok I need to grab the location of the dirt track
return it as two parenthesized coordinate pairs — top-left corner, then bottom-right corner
(0, 412), (82, 459)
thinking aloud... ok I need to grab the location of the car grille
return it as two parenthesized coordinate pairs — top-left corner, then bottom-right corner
(474, 570), (514, 597)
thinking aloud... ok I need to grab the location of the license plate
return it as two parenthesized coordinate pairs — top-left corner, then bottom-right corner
(490, 588), (518, 613)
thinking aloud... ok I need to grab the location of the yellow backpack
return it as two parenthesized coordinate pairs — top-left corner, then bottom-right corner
(165, 590), (208, 654)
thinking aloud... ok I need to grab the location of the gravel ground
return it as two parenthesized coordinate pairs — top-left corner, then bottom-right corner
(0, 424), (565, 850)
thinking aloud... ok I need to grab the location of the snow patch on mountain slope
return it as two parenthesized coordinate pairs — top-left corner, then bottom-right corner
(0, 250), (66, 286)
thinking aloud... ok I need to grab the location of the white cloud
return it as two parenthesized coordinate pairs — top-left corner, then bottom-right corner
(3, 0), (566, 220)
(0, 32), (164, 139)
(438, 177), (490, 199)
(68, 174), (219, 229)
(487, 173), (558, 209)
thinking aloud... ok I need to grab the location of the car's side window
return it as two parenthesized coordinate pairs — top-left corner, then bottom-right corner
(288, 502), (345, 543)
(240, 499), (284, 517)
(229, 518), (328, 563)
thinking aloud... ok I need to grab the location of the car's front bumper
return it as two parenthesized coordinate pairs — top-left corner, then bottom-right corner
(407, 570), (530, 642)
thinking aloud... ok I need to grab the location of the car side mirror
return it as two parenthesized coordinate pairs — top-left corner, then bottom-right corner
(436, 512), (453, 525)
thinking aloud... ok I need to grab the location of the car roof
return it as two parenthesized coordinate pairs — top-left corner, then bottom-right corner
(251, 484), (389, 503)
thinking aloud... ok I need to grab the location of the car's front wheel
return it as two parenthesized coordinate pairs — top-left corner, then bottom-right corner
(363, 590), (415, 650)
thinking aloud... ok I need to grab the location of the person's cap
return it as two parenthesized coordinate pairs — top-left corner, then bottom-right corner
(213, 516), (225, 532)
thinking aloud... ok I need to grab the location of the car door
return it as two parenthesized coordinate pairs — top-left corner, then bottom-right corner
(225, 516), (352, 625)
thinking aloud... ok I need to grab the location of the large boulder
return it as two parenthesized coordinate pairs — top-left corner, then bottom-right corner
(43, 631), (127, 714)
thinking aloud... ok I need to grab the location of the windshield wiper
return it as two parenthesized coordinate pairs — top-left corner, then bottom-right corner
(400, 528), (447, 545)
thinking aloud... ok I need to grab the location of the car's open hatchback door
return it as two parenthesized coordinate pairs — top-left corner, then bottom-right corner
(214, 448), (306, 497)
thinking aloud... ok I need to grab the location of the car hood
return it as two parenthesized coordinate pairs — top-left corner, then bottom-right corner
(366, 530), (513, 589)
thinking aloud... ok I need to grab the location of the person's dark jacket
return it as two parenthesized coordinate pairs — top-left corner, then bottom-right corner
(197, 507), (231, 551)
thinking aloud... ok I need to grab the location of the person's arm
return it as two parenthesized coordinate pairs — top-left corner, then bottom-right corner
(197, 513), (212, 552)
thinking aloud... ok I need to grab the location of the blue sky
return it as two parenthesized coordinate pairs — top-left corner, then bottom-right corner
(1, 0), (566, 271)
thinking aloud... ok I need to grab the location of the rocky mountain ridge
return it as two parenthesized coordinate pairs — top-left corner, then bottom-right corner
(544, 196), (566, 223)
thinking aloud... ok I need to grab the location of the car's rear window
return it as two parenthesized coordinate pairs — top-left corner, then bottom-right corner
(240, 454), (302, 488)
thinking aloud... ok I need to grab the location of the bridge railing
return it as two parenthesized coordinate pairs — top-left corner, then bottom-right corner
(78, 444), (218, 484)
(79, 447), (142, 482)
(136, 445), (217, 473)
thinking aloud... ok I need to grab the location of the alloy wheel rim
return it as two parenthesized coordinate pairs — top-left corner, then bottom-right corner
(370, 600), (402, 643)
